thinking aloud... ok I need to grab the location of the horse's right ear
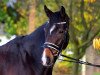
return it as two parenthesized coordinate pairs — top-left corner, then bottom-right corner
(44, 5), (54, 18)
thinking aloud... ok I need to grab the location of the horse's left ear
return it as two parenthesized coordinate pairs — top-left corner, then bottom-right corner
(60, 6), (66, 17)
(44, 5), (54, 18)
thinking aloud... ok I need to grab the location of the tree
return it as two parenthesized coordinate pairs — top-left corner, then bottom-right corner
(0, 0), (28, 36)
(68, 0), (100, 75)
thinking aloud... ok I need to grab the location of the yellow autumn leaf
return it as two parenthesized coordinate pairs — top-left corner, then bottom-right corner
(90, 0), (96, 3)
(3, 6), (7, 12)
(93, 38), (100, 50)
(84, 0), (96, 3)
(93, 39), (96, 49)
(84, 12), (93, 22)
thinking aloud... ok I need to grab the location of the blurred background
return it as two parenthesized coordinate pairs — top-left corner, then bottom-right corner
(0, 0), (100, 75)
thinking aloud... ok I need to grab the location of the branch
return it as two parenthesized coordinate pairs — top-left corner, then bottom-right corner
(80, 0), (88, 29)
(68, 0), (79, 45)
(54, 0), (61, 8)
(78, 28), (100, 50)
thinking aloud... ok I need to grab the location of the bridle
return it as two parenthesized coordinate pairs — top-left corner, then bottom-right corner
(43, 42), (61, 56)
(43, 21), (67, 56)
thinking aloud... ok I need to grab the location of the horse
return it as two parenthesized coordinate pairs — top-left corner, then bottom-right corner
(0, 5), (70, 75)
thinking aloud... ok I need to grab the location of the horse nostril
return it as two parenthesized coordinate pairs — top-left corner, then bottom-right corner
(59, 30), (64, 34)
(46, 57), (51, 65)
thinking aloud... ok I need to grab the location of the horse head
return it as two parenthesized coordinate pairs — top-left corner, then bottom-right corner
(41, 5), (70, 67)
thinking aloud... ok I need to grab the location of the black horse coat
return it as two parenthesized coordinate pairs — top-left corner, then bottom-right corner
(0, 24), (53, 75)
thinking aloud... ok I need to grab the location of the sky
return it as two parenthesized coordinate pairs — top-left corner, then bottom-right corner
(0, 35), (16, 46)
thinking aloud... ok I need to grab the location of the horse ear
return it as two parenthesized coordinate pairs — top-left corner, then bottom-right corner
(60, 6), (66, 17)
(44, 5), (54, 18)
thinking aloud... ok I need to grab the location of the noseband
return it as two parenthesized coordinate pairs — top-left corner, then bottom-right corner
(43, 21), (67, 56)
(43, 42), (61, 56)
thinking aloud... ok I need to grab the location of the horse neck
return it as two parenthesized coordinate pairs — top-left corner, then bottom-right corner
(22, 24), (46, 61)
(27, 23), (46, 42)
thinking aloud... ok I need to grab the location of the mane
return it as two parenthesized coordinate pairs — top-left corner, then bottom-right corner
(0, 36), (24, 54)
(0, 22), (47, 58)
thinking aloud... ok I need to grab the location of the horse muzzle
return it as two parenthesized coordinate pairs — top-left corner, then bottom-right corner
(41, 48), (54, 67)
(41, 42), (60, 67)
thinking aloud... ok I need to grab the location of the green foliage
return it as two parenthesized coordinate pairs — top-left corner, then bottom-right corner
(53, 61), (71, 75)
(93, 72), (100, 75)
(4, 17), (28, 35)
(0, 5), (7, 22)
(2, 0), (8, 4)
(0, 0), (28, 36)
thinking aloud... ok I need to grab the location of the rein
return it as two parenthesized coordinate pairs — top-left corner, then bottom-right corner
(59, 54), (100, 68)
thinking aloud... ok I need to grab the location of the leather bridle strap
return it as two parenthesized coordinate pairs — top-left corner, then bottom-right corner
(44, 42), (61, 51)
(43, 42), (61, 56)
